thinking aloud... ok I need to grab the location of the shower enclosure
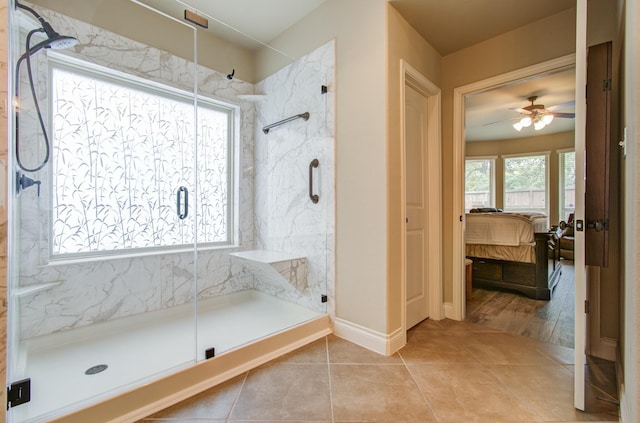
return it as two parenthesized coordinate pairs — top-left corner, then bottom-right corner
(6, 1), (334, 421)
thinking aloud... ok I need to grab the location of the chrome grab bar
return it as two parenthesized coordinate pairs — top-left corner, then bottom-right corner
(263, 112), (310, 134)
(176, 186), (188, 219)
(309, 159), (319, 204)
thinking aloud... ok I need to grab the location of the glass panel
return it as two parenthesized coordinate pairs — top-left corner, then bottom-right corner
(194, 36), (334, 360)
(465, 158), (495, 211)
(8, 0), (334, 419)
(7, 2), (197, 421)
(503, 155), (548, 214)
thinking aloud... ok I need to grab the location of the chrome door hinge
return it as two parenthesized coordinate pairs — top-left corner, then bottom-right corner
(585, 300), (590, 314)
(7, 378), (31, 409)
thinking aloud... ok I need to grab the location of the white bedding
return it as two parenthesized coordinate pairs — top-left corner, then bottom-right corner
(465, 212), (548, 247)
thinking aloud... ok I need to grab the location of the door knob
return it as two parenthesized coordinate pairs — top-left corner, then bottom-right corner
(587, 219), (608, 232)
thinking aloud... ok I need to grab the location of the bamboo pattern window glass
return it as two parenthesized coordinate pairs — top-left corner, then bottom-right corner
(50, 63), (233, 256)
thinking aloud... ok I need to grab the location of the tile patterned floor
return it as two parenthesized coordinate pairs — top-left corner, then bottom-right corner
(139, 319), (618, 423)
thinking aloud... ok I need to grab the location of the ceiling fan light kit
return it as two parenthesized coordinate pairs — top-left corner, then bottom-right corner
(512, 95), (570, 132)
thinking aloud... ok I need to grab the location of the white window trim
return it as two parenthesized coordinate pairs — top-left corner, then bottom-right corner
(502, 152), (550, 216)
(464, 156), (497, 211)
(47, 53), (238, 261)
(558, 149), (576, 221)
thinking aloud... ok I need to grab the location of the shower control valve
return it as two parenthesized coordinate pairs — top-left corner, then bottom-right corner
(16, 172), (41, 197)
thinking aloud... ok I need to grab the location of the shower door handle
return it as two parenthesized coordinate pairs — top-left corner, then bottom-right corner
(177, 186), (189, 219)
(309, 159), (319, 204)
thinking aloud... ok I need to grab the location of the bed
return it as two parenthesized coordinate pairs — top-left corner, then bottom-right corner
(465, 212), (561, 300)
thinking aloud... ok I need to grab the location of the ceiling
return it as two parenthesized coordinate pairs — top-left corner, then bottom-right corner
(138, 0), (576, 56)
(388, 0), (576, 56)
(465, 68), (576, 142)
(137, 0), (577, 142)
(136, 0), (327, 50)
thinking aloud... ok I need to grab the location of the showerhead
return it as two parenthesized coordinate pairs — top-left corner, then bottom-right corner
(16, 1), (78, 58)
(46, 35), (78, 50)
(14, 1), (79, 173)
(28, 33), (78, 55)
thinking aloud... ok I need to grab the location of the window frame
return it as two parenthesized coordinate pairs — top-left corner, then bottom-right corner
(47, 54), (238, 261)
(502, 151), (550, 216)
(464, 155), (497, 212)
(558, 148), (576, 222)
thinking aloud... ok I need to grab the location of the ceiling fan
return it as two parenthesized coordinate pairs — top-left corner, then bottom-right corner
(512, 95), (575, 131)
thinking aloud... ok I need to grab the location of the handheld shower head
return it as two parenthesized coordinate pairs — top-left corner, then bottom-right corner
(14, 1), (78, 172)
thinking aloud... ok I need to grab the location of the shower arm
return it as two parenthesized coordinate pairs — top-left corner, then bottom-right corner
(262, 112), (310, 134)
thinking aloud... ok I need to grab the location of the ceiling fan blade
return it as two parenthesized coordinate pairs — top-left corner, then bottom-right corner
(482, 119), (508, 126)
(551, 112), (575, 118)
(547, 100), (576, 111)
(510, 107), (532, 114)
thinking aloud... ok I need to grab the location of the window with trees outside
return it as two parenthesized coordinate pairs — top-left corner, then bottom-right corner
(465, 158), (495, 211)
(559, 150), (576, 221)
(50, 60), (234, 257)
(503, 154), (548, 214)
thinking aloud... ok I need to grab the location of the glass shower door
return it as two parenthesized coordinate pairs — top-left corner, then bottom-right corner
(7, 1), (199, 421)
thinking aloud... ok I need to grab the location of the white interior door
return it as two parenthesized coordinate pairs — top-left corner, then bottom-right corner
(573, 0), (587, 410)
(405, 84), (430, 328)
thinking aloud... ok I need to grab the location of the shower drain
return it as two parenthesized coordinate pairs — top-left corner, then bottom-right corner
(85, 364), (108, 375)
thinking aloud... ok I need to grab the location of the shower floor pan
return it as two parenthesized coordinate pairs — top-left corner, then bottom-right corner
(16, 289), (322, 422)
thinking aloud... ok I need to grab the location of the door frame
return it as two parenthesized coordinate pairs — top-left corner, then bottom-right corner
(451, 54), (576, 321)
(400, 60), (443, 332)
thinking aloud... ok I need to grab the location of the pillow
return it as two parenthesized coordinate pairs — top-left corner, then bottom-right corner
(469, 207), (503, 213)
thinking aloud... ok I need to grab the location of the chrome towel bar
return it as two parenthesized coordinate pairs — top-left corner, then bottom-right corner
(262, 112), (310, 134)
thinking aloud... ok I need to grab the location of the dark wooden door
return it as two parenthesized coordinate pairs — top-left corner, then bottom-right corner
(585, 41), (612, 267)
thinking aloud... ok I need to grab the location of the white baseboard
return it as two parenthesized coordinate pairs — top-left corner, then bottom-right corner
(594, 337), (617, 362)
(334, 318), (406, 356)
(444, 302), (455, 319)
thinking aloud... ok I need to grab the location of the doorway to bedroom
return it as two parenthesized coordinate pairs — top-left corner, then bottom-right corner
(459, 63), (577, 349)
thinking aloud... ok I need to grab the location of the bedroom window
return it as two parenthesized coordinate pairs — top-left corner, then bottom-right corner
(559, 150), (576, 221)
(503, 153), (548, 214)
(464, 157), (496, 211)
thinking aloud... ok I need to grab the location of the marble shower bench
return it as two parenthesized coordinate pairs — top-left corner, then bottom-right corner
(229, 250), (308, 292)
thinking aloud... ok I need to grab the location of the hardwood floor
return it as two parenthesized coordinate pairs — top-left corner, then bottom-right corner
(466, 260), (575, 348)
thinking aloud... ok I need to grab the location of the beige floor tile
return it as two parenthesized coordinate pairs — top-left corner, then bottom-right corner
(230, 362), (331, 421)
(435, 318), (501, 332)
(408, 318), (444, 331)
(408, 363), (541, 422)
(273, 337), (328, 364)
(328, 334), (402, 364)
(330, 364), (436, 422)
(140, 373), (245, 421)
(488, 364), (619, 421)
(463, 333), (555, 364)
(400, 331), (481, 364)
(535, 341), (576, 365)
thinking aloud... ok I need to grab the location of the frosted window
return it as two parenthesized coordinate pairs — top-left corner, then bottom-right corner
(51, 65), (232, 256)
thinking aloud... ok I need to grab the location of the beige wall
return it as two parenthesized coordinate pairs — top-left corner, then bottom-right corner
(386, 5), (441, 332)
(441, 9), (577, 303)
(259, 0), (390, 333)
(30, 0), (257, 83)
(465, 131), (574, 226)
